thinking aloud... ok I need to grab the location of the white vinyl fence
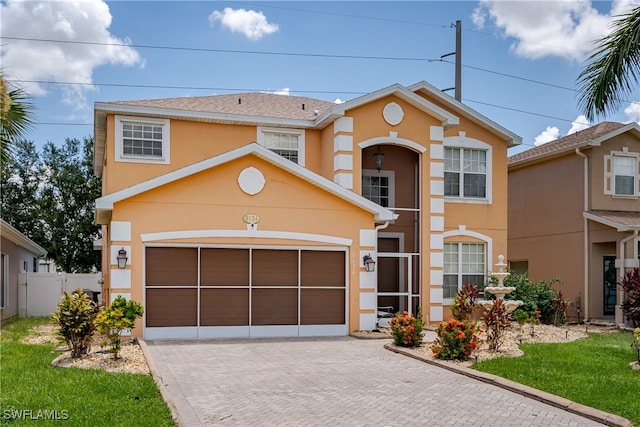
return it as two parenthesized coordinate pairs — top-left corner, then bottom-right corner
(18, 272), (102, 317)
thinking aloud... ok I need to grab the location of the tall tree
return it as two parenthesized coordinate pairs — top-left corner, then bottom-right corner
(39, 137), (102, 273)
(577, 6), (640, 121)
(0, 73), (34, 164)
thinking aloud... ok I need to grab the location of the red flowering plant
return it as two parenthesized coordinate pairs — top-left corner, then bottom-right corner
(388, 310), (425, 347)
(431, 318), (480, 361)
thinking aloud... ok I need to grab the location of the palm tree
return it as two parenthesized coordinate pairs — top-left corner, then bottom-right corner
(577, 6), (640, 121)
(0, 73), (34, 164)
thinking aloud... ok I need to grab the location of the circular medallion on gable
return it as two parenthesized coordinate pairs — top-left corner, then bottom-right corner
(238, 167), (265, 195)
(383, 102), (404, 126)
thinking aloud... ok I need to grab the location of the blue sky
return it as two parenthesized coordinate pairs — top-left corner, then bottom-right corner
(3, 0), (640, 156)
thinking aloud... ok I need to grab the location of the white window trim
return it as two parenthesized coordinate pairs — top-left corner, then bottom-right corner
(257, 126), (305, 167)
(604, 150), (639, 198)
(362, 169), (396, 209)
(115, 115), (170, 165)
(443, 135), (492, 204)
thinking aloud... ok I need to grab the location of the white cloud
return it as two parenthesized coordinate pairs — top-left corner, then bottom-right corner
(624, 102), (640, 123)
(262, 88), (290, 95)
(209, 7), (279, 41)
(334, 98), (346, 104)
(472, 0), (640, 61)
(534, 126), (560, 146)
(567, 115), (590, 134)
(0, 0), (142, 108)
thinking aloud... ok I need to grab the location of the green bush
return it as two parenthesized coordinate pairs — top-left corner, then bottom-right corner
(51, 289), (97, 358)
(388, 311), (425, 347)
(431, 319), (480, 360)
(451, 283), (479, 322)
(95, 296), (144, 360)
(505, 272), (562, 324)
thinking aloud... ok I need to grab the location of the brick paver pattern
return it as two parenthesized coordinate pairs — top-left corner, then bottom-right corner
(145, 337), (604, 427)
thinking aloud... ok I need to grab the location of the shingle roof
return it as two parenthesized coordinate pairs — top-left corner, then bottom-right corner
(109, 92), (336, 121)
(585, 210), (640, 231)
(508, 121), (626, 166)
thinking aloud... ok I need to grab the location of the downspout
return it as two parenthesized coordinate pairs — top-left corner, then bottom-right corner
(619, 230), (639, 326)
(575, 148), (589, 322)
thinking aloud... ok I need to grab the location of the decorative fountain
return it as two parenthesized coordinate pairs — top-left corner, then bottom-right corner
(478, 255), (523, 313)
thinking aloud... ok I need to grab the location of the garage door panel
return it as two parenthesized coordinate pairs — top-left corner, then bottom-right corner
(146, 247), (198, 286)
(300, 289), (345, 325)
(146, 288), (197, 327)
(301, 251), (345, 287)
(252, 250), (297, 286)
(200, 288), (249, 326)
(201, 249), (249, 286)
(252, 288), (298, 325)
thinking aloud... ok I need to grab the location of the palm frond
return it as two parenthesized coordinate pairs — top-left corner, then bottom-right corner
(0, 74), (35, 164)
(577, 6), (640, 121)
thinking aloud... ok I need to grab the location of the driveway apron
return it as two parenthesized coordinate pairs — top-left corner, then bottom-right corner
(144, 337), (605, 427)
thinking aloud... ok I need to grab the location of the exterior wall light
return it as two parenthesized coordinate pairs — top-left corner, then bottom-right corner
(363, 254), (376, 272)
(116, 247), (128, 269)
(373, 146), (385, 172)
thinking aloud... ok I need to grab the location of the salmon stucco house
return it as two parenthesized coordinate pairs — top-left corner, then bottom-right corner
(93, 82), (520, 339)
(508, 122), (640, 326)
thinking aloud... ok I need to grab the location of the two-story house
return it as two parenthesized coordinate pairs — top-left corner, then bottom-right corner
(93, 81), (520, 339)
(508, 122), (640, 325)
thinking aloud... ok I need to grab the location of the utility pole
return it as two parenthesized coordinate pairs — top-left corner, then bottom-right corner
(440, 20), (462, 102)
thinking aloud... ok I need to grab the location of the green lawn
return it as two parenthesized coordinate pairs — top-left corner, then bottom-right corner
(0, 317), (175, 426)
(473, 331), (639, 426)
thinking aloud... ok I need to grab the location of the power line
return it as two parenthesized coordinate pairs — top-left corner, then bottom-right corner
(0, 36), (438, 62)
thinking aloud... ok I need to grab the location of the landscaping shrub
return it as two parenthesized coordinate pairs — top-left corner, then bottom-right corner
(483, 299), (510, 351)
(431, 319), (480, 361)
(513, 309), (529, 330)
(51, 289), (97, 358)
(95, 295), (144, 359)
(551, 291), (568, 326)
(619, 268), (640, 327)
(505, 272), (562, 324)
(388, 310), (425, 347)
(451, 282), (479, 322)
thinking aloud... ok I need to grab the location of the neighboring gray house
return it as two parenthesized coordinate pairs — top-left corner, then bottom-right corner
(1, 219), (47, 322)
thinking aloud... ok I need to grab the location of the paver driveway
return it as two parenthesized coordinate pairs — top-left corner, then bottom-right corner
(144, 337), (605, 427)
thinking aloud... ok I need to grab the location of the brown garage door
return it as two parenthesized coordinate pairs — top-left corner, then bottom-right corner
(145, 247), (346, 337)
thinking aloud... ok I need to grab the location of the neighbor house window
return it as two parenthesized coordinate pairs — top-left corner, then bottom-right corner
(115, 116), (170, 165)
(444, 148), (487, 198)
(443, 243), (485, 299)
(362, 170), (395, 208)
(258, 127), (305, 166)
(604, 151), (639, 197)
(1, 253), (7, 308)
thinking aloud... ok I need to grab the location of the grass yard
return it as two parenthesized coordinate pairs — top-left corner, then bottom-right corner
(0, 317), (175, 426)
(473, 331), (639, 426)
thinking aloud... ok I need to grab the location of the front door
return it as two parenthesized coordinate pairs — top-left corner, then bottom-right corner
(603, 255), (616, 316)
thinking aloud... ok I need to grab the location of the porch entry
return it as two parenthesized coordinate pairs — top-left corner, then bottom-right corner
(604, 255), (616, 316)
(377, 235), (420, 325)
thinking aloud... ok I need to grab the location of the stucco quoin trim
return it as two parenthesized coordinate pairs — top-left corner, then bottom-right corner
(140, 229), (353, 246)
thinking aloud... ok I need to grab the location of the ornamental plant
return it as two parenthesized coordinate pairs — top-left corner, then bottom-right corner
(483, 299), (510, 352)
(619, 268), (640, 327)
(632, 328), (640, 363)
(431, 318), (480, 361)
(388, 310), (425, 347)
(51, 289), (97, 358)
(95, 296), (144, 360)
(451, 282), (479, 322)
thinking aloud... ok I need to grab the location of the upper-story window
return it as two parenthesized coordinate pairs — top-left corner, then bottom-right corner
(115, 116), (170, 165)
(362, 169), (395, 208)
(444, 147), (487, 198)
(257, 127), (305, 166)
(605, 150), (639, 197)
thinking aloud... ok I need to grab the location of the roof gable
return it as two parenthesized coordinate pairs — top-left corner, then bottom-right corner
(95, 143), (395, 224)
(407, 81), (521, 147)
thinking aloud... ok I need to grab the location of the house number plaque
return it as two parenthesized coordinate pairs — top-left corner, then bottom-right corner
(243, 214), (260, 225)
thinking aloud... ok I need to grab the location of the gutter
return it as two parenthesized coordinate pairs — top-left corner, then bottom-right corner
(575, 148), (589, 322)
